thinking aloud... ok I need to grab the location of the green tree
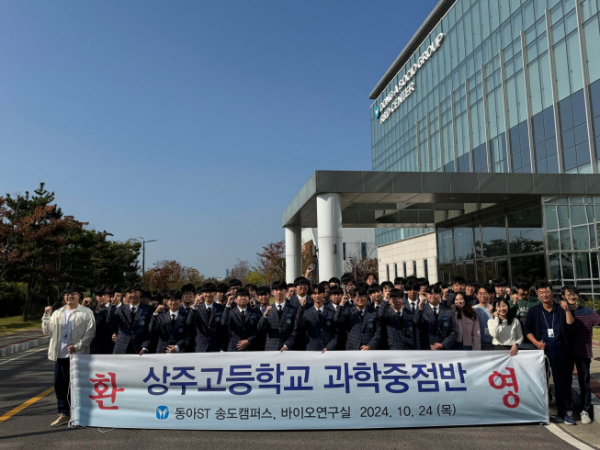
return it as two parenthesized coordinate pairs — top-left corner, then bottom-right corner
(3, 184), (83, 319)
(1, 183), (142, 319)
(145, 260), (205, 291)
(245, 270), (268, 285)
(255, 240), (285, 283)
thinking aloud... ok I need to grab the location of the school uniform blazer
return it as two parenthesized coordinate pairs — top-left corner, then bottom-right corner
(222, 306), (261, 352)
(417, 303), (457, 350)
(288, 295), (314, 310)
(90, 304), (115, 354)
(368, 300), (391, 318)
(257, 302), (300, 351)
(112, 303), (155, 354)
(382, 307), (420, 350)
(328, 303), (346, 350)
(336, 305), (381, 350)
(187, 303), (226, 352)
(149, 311), (190, 353)
(297, 304), (338, 351)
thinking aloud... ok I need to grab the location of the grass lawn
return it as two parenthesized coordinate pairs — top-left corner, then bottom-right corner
(594, 327), (600, 343)
(0, 315), (41, 337)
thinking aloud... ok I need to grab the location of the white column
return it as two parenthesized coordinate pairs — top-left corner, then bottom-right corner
(317, 193), (343, 281)
(285, 226), (301, 283)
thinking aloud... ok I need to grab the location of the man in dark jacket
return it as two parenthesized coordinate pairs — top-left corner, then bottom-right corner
(149, 290), (190, 353)
(90, 286), (115, 354)
(524, 281), (574, 425)
(417, 284), (457, 350)
(296, 284), (338, 352)
(112, 285), (155, 354)
(223, 289), (261, 352)
(336, 289), (381, 350)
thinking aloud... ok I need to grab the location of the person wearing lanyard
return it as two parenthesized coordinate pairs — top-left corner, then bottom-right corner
(524, 281), (574, 425)
(42, 286), (96, 427)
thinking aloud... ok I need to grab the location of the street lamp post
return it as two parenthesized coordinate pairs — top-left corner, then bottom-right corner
(133, 237), (157, 286)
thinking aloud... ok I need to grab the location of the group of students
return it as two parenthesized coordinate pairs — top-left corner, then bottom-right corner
(42, 273), (599, 428)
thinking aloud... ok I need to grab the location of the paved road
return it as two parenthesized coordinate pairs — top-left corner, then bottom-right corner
(0, 349), (577, 450)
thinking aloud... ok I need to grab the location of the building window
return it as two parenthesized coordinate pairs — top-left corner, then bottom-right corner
(413, 260), (417, 277)
(343, 243), (346, 261)
(403, 262), (407, 277)
(386, 265), (390, 281)
(361, 242), (367, 259)
(423, 259), (428, 280)
(394, 263), (398, 278)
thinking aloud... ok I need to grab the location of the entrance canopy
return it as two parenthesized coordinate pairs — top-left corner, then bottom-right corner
(282, 171), (600, 282)
(283, 171), (600, 228)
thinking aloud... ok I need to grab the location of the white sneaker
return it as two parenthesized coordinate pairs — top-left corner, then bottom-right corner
(581, 411), (591, 424)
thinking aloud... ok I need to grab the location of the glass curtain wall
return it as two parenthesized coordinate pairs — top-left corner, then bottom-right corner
(437, 205), (545, 286)
(544, 195), (600, 294)
(372, 0), (600, 247)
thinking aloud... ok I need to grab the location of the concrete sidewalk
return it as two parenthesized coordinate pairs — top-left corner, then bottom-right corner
(0, 328), (49, 356)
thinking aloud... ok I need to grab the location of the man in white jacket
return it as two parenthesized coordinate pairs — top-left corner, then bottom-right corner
(42, 286), (95, 427)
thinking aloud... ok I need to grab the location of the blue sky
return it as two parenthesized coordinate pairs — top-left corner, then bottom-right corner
(0, 0), (438, 278)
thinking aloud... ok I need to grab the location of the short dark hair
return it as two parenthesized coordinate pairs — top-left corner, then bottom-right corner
(294, 277), (309, 287)
(393, 277), (406, 286)
(329, 287), (343, 296)
(367, 285), (382, 295)
(340, 274), (355, 284)
(561, 284), (579, 295)
(381, 281), (394, 290)
(246, 283), (258, 291)
(63, 285), (82, 296)
(355, 288), (368, 298)
(329, 277), (341, 285)
(425, 285), (442, 295)
(103, 285), (116, 295)
(388, 288), (403, 299)
(417, 277), (429, 287)
(125, 284), (143, 293)
(313, 284), (327, 295)
(513, 276), (531, 291)
(476, 284), (494, 295)
(272, 280), (288, 291)
(216, 283), (228, 294)
(405, 280), (420, 292)
(235, 289), (250, 298)
(180, 284), (196, 294)
(452, 276), (467, 284)
(202, 282), (217, 293)
(492, 278), (508, 288)
(535, 280), (552, 291)
(165, 290), (182, 301)
(257, 286), (271, 296)
(366, 273), (378, 281)
(228, 279), (243, 288)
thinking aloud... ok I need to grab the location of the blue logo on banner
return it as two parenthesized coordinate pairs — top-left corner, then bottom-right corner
(374, 105), (380, 118)
(156, 406), (169, 420)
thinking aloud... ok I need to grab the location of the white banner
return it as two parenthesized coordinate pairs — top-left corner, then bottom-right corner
(71, 350), (548, 430)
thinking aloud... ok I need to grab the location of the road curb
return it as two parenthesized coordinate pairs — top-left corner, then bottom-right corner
(0, 335), (50, 357)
